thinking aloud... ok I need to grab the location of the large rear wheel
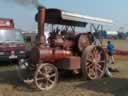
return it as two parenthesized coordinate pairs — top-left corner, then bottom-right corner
(81, 45), (107, 80)
(34, 63), (58, 91)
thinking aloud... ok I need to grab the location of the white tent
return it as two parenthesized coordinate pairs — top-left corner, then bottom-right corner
(106, 31), (118, 35)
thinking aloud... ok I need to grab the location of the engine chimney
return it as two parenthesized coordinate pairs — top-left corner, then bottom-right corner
(37, 6), (46, 47)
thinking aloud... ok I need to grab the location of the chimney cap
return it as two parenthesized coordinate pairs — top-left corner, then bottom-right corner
(38, 5), (46, 9)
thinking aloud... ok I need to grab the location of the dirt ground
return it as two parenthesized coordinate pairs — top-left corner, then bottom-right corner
(0, 39), (127, 96)
(0, 59), (127, 96)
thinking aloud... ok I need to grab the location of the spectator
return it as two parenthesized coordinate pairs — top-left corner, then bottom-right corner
(105, 40), (115, 78)
(107, 40), (119, 73)
(107, 41), (115, 64)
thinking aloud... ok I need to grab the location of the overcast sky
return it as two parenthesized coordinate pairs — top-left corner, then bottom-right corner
(0, 0), (128, 32)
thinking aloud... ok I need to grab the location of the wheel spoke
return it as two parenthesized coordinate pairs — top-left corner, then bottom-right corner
(95, 63), (104, 73)
(86, 63), (94, 69)
(96, 66), (103, 73)
(49, 73), (56, 78)
(48, 79), (54, 84)
(92, 47), (102, 60)
(98, 60), (105, 64)
(37, 77), (45, 81)
(88, 68), (97, 78)
(39, 70), (44, 75)
(95, 52), (100, 59)
(46, 80), (49, 88)
(38, 70), (46, 78)
(81, 46), (106, 80)
(87, 62), (98, 79)
(44, 66), (48, 73)
(39, 82), (45, 88)
(96, 64), (102, 68)
(34, 63), (58, 90)
(87, 59), (93, 63)
(89, 53), (94, 59)
(93, 65), (98, 77)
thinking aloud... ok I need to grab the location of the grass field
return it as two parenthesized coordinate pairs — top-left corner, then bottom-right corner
(103, 39), (128, 50)
(0, 59), (127, 96)
(103, 39), (128, 60)
(0, 39), (127, 96)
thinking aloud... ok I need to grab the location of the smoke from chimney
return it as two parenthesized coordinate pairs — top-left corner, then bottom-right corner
(2, 0), (45, 8)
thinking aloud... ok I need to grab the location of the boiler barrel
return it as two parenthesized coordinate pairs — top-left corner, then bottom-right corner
(39, 48), (72, 62)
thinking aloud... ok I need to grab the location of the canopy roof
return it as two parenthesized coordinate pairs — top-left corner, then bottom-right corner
(45, 8), (112, 27)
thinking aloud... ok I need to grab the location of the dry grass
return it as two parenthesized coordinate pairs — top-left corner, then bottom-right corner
(0, 59), (127, 96)
(0, 39), (127, 96)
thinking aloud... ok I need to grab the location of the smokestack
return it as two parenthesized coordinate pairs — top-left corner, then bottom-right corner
(37, 6), (46, 47)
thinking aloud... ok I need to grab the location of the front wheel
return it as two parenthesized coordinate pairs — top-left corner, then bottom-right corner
(81, 45), (107, 80)
(34, 63), (58, 91)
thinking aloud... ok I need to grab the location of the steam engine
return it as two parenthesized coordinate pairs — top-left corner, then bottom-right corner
(30, 6), (91, 66)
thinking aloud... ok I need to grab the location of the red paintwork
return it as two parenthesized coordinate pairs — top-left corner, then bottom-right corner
(0, 18), (26, 58)
(56, 56), (80, 70)
(0, 44), (25, 51)
(0, 43), (25, 56)
(104, 48), (128, 56)
(39, 48), (72, 62)
(33, 7), (86, 70)
(0, 18), (14, 29)
(114, 49), (128, 55)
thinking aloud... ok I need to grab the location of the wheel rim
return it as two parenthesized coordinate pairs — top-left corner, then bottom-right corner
(34, 63), (58, 90)
(86, 46), (106, 79)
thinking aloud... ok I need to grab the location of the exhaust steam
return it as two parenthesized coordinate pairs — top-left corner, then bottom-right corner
(2, 0), (45, 8)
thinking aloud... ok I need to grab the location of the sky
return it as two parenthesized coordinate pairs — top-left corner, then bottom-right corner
(0, 0), (128, 32)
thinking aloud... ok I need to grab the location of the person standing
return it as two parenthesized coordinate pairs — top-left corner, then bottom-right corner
(107, 40), (119, 73)
(105, 40), (115, 78)
(107, 41), (115, 64)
